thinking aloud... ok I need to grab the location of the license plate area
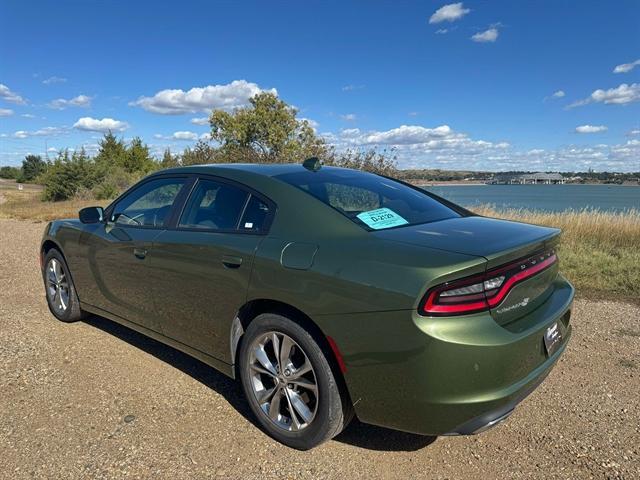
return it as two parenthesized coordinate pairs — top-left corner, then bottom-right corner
(544, 322), (562, 357)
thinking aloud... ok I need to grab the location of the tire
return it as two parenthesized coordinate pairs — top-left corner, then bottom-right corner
(239, 313), (351, 450)
(42, 249), (86, 323)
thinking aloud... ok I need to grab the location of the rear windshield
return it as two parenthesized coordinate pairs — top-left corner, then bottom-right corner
(275, 168), (461, 230)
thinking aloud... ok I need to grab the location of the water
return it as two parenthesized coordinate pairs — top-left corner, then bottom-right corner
(423, 184), (639, 213)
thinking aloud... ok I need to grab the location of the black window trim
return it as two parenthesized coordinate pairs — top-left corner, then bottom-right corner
(102, 174), (195, 231)
(168, 173), (277, 236)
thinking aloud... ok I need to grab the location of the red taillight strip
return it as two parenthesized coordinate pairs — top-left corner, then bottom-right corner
(486, 254), (557, 307)
(421, 253), (557, 315)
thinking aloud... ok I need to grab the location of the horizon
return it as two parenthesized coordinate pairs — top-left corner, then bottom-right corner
(1, 0), (639, 172)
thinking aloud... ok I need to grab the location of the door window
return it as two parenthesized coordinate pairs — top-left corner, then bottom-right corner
(111, 177), (186, 227)
(179, 179), (249, 231)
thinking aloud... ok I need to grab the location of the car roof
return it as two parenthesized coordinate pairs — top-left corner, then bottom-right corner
(153, 163), (352, 178)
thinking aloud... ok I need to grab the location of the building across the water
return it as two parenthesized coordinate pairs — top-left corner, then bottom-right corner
(488, 172), (566, 185)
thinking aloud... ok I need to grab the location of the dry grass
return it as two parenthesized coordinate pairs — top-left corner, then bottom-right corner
(474, 206), (640, 299)
(1, 191), (637, 299)
(0, 190), (108, 222)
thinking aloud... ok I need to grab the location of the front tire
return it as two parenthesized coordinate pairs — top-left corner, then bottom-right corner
(42, 249), (86, 323)
(239, 313), (350, 450)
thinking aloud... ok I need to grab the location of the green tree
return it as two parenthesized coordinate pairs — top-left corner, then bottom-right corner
(124, 137), (157, 174)
(94, 132), (128, 173)
(160, 148), (179, 168)
(181, 140), (218, 165)
(41, 149), (97, 201)
(325, 148), (398, 176)
(0, 165), (21, 179)
(19, 154), (47, 182)
(209, 92), (328, 163)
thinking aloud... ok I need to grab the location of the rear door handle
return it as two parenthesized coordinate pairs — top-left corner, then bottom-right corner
(222, 255), (243, 269)
(133, 247), (147, 259)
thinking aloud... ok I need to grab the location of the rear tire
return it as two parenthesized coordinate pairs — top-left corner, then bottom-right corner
(239, 313), (351, 450)
(42, 249), (86, 323)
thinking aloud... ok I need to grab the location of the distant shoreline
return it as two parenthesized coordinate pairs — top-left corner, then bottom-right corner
(410, 181), (639, 187)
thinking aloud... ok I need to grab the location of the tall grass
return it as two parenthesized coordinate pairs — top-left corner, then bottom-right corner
(1, 191), (638, 300)
(473, 206), (640, 299)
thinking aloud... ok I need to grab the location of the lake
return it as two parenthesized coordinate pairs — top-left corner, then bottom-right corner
(422, 184), (639, 213)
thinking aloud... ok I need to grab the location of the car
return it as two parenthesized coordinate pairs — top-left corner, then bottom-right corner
(40, 159), (574, 450)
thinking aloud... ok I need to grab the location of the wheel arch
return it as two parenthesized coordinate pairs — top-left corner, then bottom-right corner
(41, 239), (65, 267)
(232, 298), (353, 406)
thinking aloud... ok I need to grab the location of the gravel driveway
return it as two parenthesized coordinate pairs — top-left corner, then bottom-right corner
(1, 219), (638, 479)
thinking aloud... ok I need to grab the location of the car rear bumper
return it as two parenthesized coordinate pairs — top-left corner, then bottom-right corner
(317, 275), (574, 435)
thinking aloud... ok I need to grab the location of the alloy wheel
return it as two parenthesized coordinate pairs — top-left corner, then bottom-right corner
(46, 258), (70, 313)
(248, 331), (319, 432)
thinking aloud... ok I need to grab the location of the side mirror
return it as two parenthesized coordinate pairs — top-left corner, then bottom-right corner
(79, 206), (104, 224)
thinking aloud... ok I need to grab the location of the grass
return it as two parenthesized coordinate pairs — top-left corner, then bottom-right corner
(0, 189), (109, 222)
(473, 206), (640, 301)
(1, 189), (638, 301)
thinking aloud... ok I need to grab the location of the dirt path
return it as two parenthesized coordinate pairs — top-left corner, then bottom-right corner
(0, 219), (638, 479)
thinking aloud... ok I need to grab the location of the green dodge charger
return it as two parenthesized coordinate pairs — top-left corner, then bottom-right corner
(40, 160), (573, 449)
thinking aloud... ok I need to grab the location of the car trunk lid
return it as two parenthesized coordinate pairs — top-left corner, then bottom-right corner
(374, 215), (561, 324)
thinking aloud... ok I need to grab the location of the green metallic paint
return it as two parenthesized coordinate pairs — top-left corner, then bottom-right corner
(41, 164), (574, 436)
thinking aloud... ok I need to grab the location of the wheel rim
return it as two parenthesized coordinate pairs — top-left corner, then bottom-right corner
(46, 258), (70, 313)
(248, 331), (319, 432)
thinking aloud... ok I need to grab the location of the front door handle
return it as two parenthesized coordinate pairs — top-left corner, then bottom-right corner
(133, 247), (147, 259)
(222, 254), (243, 269)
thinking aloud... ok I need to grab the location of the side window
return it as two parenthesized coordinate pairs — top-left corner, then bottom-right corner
(112, 177), (186, 227)
(239, 195), (271, 232)
(179, 179), (249, 231)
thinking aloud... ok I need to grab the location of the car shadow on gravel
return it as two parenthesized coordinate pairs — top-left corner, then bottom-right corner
(83, 314), (438, 452)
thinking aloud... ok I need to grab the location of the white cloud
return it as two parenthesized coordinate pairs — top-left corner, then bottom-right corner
(342, 84), (365, 91)
(48, 94), (92, 109)
(471, 27), (499, 43)
(323, 123), (640, 172)
(155, 131), (199, 141)
(173, 131), (198, 140)
(613, 59), (640, 74)
(435, 28), (449, 34)
(569, 83), (640, 107)
(429, 3), (470, 24)
(12, 127), (66, 138)
(130, 80), (276, 115)
(551, 90), (565, 98)
(0, 108), (13, 116)
(628, 129), (640, 136)
(0, 84), (26, 104)
(575, 125), (608, 134)
(21, 113), (36, 118)
(200, 133), (212, 141)
(190, 117), (210, 125)
(73, 117), (129, 133)
(340, 113), (357, 121)
(42, 76), (67, 85)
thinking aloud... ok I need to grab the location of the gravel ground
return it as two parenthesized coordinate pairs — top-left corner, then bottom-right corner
(1, 218), (639, 480)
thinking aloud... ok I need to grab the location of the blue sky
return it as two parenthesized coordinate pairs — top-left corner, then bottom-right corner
(1, 0), (639, 171)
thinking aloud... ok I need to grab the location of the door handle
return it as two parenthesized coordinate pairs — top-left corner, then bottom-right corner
(222, 255), (243, 269)
(133, 247), (147, 259)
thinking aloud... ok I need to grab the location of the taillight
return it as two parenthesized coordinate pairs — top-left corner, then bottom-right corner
(420, 250), (557, 316)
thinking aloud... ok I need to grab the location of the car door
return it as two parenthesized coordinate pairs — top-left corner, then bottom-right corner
(149, 176), (274, 361)
(83, 175), (191, 332)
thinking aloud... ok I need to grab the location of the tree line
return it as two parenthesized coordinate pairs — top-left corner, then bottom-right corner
(0, 93), (397, 201)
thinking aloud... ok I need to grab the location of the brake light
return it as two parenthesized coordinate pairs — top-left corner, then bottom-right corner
(420, 250), (557, 316)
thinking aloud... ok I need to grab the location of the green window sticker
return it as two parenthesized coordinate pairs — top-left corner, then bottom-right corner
(357, 208), (409, 230)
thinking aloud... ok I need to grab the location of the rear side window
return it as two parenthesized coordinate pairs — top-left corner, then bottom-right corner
(275, 168), (460, 230)
(239, 195), (271, 232)
(180, 179), (248, 231)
